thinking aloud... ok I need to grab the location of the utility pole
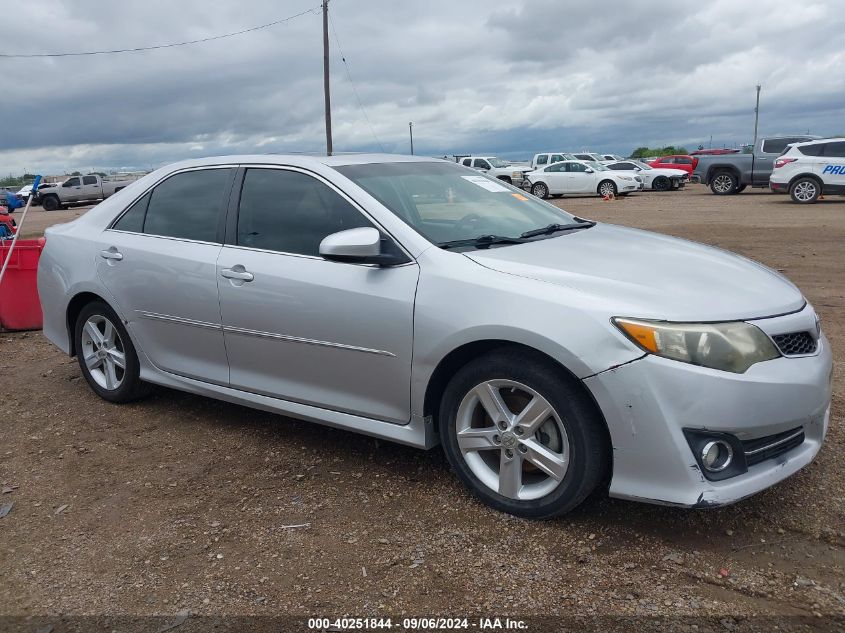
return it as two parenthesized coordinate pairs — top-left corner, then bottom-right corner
(322, 0), (332, 156)
(409, 122), (414, 155)
(752, 85), (761, 151)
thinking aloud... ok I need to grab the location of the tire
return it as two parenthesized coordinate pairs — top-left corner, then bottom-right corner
(73, 301), (149, 403)
(531, 182), (549, 199)
(597, 180), (617, 197)
(789, 177), (821, 204)
(439, 347), (610, 519)
(709, 171), (738, 195)
(42, 195), (60, 211)
(652, 176), (670, 192)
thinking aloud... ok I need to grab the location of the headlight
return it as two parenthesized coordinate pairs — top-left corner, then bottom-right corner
(617, 176), (633, 181)
(613, 318), (780, 373)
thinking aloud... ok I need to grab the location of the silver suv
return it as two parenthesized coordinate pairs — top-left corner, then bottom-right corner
(38, 154), (832, 518)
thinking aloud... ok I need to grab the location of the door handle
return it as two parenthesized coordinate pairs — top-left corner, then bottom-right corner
(100, 249), (123, 261)
(221, 267), (254, 282)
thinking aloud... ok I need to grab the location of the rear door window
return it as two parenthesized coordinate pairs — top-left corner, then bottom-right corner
(823, 141), (845, 157)
(142, 168), (233, 242)
(82, 176), (98, 185)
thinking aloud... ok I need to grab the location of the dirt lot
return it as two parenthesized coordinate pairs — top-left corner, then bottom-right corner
(1, 186), (844, 626)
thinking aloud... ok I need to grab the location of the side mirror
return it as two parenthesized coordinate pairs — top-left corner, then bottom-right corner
(319, 227), (405, 266)
(585, 168), (594, 173)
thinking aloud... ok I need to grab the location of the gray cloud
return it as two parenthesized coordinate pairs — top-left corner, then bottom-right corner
(1, 0), (843, 174)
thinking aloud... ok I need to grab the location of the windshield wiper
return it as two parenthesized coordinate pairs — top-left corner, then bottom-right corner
(519, 221), (595, 239)
(437, 234), (526, 250)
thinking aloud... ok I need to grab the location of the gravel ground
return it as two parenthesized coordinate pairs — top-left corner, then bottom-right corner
(1, 185), (843, 627)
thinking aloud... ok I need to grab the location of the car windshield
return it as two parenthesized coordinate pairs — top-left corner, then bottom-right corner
(488, 158), (511, 168)
(335, 161), (583, 247)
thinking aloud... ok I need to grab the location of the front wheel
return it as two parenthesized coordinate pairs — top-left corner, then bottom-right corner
(74, 301), (149, 403)
(597, 180), (617, 197)
(652, 176), (670, 191)
(710, 171), (738, 195)
(790, 177), (821, 204)
(531, 182), (549, 199)
(439, 348), (609, 519)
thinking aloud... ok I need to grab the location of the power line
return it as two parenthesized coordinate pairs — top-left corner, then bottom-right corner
(0, 7), (320, 58)
(328, 11), (385, 152)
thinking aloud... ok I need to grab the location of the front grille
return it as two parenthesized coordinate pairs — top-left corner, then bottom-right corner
(742, 427), (804, 467)
(772, 331), (817, 356)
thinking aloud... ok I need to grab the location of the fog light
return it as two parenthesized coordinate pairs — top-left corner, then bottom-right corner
(701, 440), (733, 472)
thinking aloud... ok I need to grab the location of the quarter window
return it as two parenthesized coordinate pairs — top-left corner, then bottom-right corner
(236, 169), (374, 257)
(798, 144), (824, 157)
(112, 191), (150, 233)
(142, 168), (233, 242)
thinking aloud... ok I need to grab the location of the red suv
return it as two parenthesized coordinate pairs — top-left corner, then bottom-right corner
(647, 155), (698, 178)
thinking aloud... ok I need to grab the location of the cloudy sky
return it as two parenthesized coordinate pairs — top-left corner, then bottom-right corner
(1, 0), (844, 175)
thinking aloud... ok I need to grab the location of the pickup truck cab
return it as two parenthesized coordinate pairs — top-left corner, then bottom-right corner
(457, 156), (527, 186)
(39, 174), (137, 211)
(693, 136), (818, 195)
(531, 153), (578, 170)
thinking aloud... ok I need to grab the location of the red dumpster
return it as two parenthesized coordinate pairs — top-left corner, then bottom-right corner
(0, 238), (45, 331)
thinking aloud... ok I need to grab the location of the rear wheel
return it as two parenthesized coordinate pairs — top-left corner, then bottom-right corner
(531, 182), (549, 199)
(710, 171), (738, 195)
(790, 177), (821, 204)
(652, 176), (670, 191)
(439, 348), (609, 519)
(597, 180), (617, 197)
(74, 301), (149, 403)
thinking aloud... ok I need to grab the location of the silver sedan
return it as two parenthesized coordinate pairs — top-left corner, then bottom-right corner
(38, 154), (832, 518)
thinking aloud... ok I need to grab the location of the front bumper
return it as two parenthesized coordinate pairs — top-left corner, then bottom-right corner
(584, 306), (832, 508)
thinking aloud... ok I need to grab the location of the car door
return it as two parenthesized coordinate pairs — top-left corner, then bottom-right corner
(61, 177), (82, 202)
(216, 166), (419, 424)
(540, 163), (567, 193)
(472, 158), (491, 172)
(80, 175), (101, 201)
(97, 166), (235, 385)
(820, 141), (845, 191)
(566, 162), (594, 192)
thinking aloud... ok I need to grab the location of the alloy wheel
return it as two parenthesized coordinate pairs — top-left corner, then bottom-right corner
(80, 314), (127, 391)
(455, 379), (570, 501)
(599, 182), (615, 197)
(712, 174), (734, 193)
(792, 180), (817, 202)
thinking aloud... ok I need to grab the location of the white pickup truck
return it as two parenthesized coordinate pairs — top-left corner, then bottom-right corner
(38, 174), (138, 211)
(456, 156), (530, 186)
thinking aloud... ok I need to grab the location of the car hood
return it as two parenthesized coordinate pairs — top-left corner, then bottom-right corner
(465, 223), (804, 321)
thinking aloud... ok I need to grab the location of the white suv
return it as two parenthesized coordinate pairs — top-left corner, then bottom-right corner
(770, 138), (845, 203)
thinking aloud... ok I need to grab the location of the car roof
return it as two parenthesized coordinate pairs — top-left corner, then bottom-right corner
(152, 153), (440, 171)
(790, 137), (843, 146)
